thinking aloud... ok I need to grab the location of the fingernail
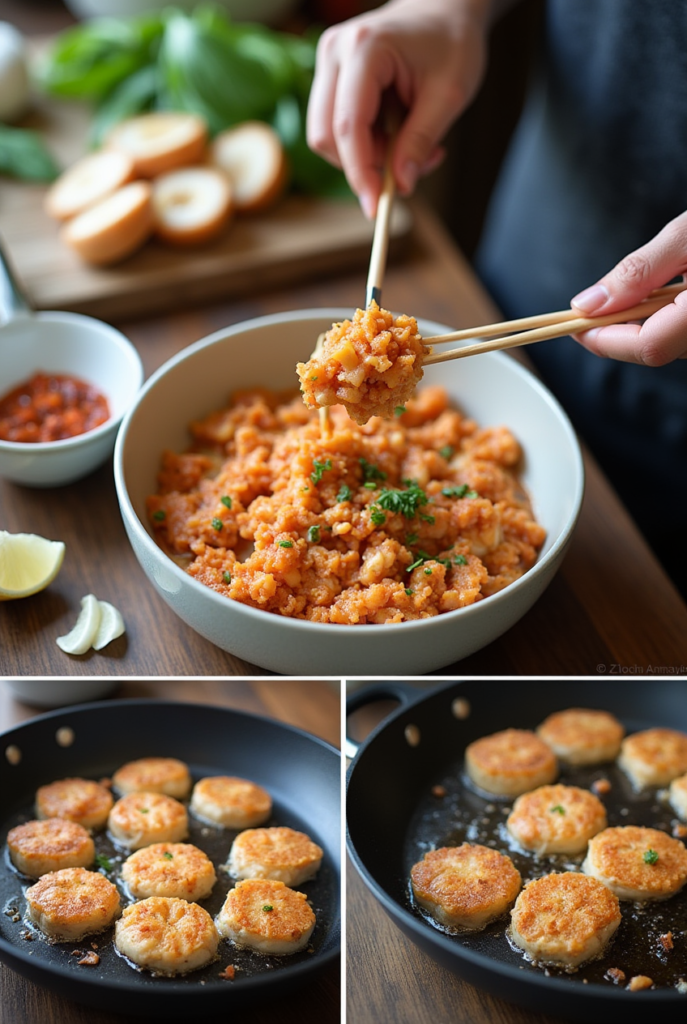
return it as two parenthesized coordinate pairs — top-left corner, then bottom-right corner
(360, 192), (375, 220)
(571, 284), (609, 313)
(400, 160), (419, 194)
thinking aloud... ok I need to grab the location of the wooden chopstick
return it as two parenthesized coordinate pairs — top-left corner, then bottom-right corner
(423, 282), (686, 365)
(365, 141), (396, 308)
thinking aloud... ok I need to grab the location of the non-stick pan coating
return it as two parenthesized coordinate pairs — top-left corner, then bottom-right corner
(347, 679), (687, 1024)
(0, 700), (340, 1018)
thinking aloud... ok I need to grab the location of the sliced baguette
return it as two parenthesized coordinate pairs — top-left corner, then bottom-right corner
(45, 150), (136, 221)
(151, 166), (233, 246)
(106, 112), (208, 179)
(210, 121), (288, 213)
(60, 181), (153, 266)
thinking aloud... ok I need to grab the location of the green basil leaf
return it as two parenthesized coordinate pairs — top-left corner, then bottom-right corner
(89, 64), (160, 146)
(0, 125), (60, 182)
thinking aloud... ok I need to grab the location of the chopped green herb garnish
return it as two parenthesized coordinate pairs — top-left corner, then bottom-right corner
(163, 851), (174, 860)
(404, 588), (414, 596)
(394, 405), (406, 416)
(336, 483), (352, 502)
(453, 554), (468, 566)
(308, 525), (321, 543)
(139, 808), (149, 814)
(359, 457), (387, 482)
(278, 540), (294, 548)
(310, 457), (332, 484)
(644, 848), (659, 864)
(223, 571), (232, 584)
(220, 495), (232, 509)
(406, 533), (419, 545)
(363, 481), (377, 490)
(370, 507), (386, 526)
(550, 805), (565, 815)
(377, 484), (428, 519)
(407, 557), (425, 572)
(442, 484), (478, 499)
(302, 486), (310, 492)
(424, 567), (432, 575)
(95, 854), (112, 871)
(152, 509), (166, 522)
(310, 375), (318, 381)
(262, 904), (273, 912)
(420, 513), (435, 524)
(212, 517), (223, 531)
(439, 445), (454, 459)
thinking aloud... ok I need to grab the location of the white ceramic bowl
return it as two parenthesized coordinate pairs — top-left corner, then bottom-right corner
(0, 311), (143, 487)
(64, 0), (300, 25)
(3, 679), (119, 709)
(114, 309), (584, 675)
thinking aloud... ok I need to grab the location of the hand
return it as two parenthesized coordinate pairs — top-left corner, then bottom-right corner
(306, 0), (491, 218)
(571, 211), (687, 365)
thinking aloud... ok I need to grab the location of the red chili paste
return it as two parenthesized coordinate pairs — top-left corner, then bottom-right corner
(0, 372), (110, 443)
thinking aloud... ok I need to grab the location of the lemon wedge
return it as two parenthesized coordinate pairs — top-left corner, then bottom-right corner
(0, 530), (66, 600)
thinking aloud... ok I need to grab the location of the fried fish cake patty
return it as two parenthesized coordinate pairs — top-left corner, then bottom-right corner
(190, 776), (271, 828)
(8, 819), (95, 878)
(215, 879), (316, 955)
(115, 896), (219, 975)
(410, 844), (522, 931)
(669, 773), (687, 821)
(507, 784), (607, 855)
(582, 825), (687, 901)
(509, 872), (621, 969)
(227, 827), (323, 887)
(465, 729), (558, 796)
(35, 778), (113, 830)
(618, 728), (687, 788)
(112, 757), (191, 799)
(108, 792), (188, 851)
(121, 842), (216, 901)
(537, 708), (625, 765)
(25, 867), (121, 941)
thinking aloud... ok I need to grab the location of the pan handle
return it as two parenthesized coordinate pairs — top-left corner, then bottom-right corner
(345, 682), (420, 760)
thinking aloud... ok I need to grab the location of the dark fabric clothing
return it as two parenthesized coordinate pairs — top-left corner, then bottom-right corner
(475, 0), (687, 594)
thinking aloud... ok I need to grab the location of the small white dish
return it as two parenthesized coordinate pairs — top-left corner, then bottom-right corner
(3, 679), (119, 709)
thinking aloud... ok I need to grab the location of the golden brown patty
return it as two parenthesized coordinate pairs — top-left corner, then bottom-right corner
(108, 791), (189, 850)
(507, 784), (607, 855)
(465, 729), (558, 796)
(35, 778), (113, 830)
(215, 878), (316, 955)
(582, 826), (687, 901)
(618, 728), (687, 788)
(190, 776), (271, 828)
(115, 896), (219, 975)
(25, 866), (121, 941)
(410, 844), (522, 931)
(112, 757), (191, 799)
(227, 827), (323, 886)
(8, 818), (95, 877)
(537, 708), (625, 765)
(121, 842), (216, 901)
(669, 772), (687, 821)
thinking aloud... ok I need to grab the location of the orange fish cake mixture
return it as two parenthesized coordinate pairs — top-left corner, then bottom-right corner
(146, 385), (545, 624)
(296, 303), (428, 424)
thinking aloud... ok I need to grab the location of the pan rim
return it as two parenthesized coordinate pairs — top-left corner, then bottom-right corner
(346, 678), (686, 1007)
(0, 697), (341, 1002)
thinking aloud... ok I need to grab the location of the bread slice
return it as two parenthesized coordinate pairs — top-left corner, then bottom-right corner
(210, 121), (287, 213)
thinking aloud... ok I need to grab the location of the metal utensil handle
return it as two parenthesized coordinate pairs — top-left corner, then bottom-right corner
(0, 235), (31, 323)
(345, 681), (420, 760)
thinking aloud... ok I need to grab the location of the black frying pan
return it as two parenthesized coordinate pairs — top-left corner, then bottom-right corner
(346, 679), (687, 1024)
(0, 699), (340, 1018)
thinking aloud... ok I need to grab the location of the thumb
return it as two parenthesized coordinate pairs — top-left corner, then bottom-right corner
(571, 211), (687, 315)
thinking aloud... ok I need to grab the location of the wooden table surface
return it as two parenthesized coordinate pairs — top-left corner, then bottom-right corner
(2, 199), (686, 677)
(0, 678), (341, 1024)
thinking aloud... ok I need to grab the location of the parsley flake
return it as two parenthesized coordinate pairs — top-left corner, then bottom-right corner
(550, 805), (566, 815)
(212, 517), (223, 531)
(359, 457), (387, 482)
(370, 507), (386, 526)
(220, 495), (232, 509)
(152, 509), (166, 522)
(644, 849), (659, 864)
(439, 445), (454, 459)
(394, 405), (406, 416)
(278, 540), (294, 548)
(163, 851), (174, 860)
(363, 481), (377, 490)
(223, 571), (231, 584)
(262, 904), (273, 912)
(405, 588), (414, 596)
(453, 554), (468, 566)
(377, 484), (428, 519)
(95, 854), (112, 872)
(336, 483), (352, 503)
(424, 567), (432, 575)
(311, 457), (332, 484)
(406, 533), (419, 545)
(442, 484), (478, 499)
(308, 525), (320, 543)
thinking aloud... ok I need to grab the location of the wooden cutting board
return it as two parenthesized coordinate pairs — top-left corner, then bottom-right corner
(0, 89), (412, 320)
